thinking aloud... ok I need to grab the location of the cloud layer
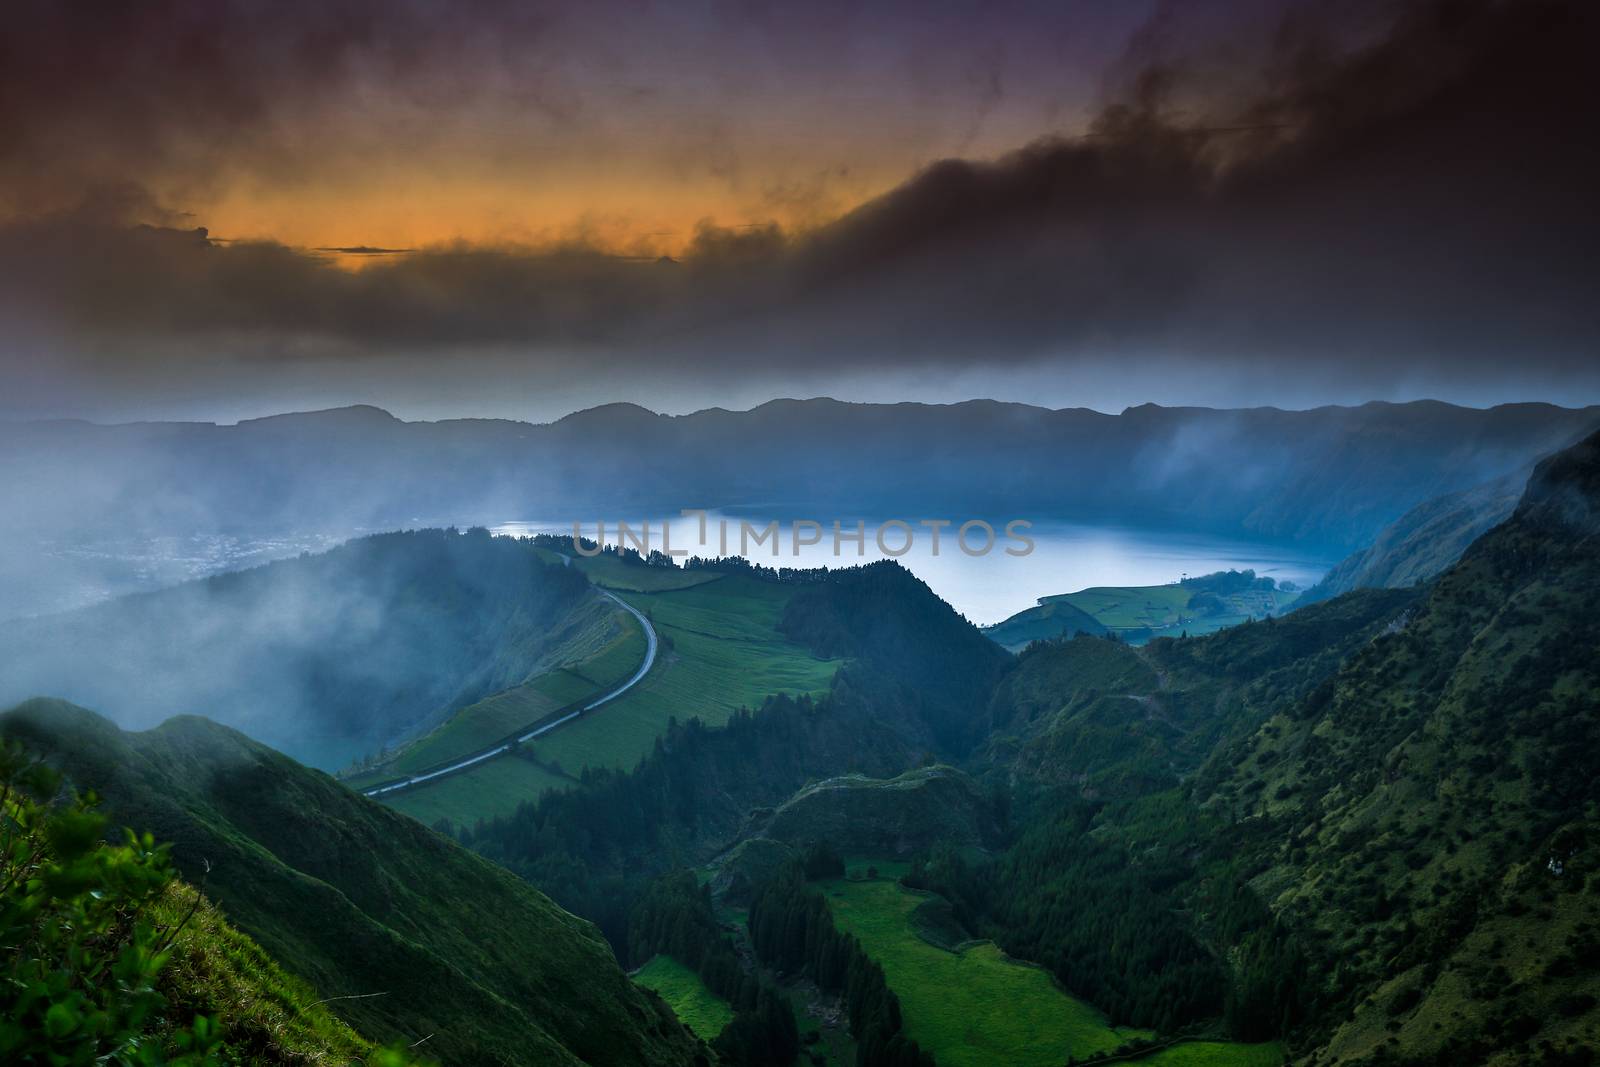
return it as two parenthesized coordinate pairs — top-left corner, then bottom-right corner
(2, 0), (1597, 416)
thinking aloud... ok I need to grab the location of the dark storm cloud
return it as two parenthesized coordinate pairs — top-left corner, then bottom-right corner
(3, 0), (1597, 397)
(0, 0), (552, 213)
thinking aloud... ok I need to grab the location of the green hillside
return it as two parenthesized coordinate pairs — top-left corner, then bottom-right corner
(985, 570), (1301, 651)
(529, 571), (841, 775)
(457, 560), (1015, 940)
(633, 955), (735, 1041)
(342, 591), (650, 822)
(926, 429), (1600, 1064)
(1, 743), (390, 1065)
(817, 871), (1143, 1066)
(150, 885), (385, 1065)
(384, 595), (646, 774)
(573, 551), (724, 592)
(1183, 428), (1600, 1063)
(983, 588), (1420, 802)
(981, 597), (1107, 651)
(380, 560), (844, 827)
(1302, 468), (1525, 601)
(0, 700), (703, 1067)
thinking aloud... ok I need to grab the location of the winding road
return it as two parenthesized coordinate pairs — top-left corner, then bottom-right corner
(362, 589), (657, 798)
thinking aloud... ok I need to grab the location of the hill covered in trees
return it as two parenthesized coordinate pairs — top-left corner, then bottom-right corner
(918, 428), (1600, 1063)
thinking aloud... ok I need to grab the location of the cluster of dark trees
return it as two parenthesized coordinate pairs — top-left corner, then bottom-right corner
(1179, 569), (1278, 594)
(901, 803), (1308, 1040)
(903, 818), (1228, 1034)
(627, 873), (799, 1066)
(776, 562), (1011, 752)
(453, 678), (926, 941)
(748, 858), (936, 1067)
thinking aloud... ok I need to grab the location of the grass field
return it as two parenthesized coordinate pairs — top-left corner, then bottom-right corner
(526, 574), (840, 774)
(633, 955), (734, 1041)
(1039, 582), (1301, 641)
(370, 570), (838, 828)
(385, 754), (573, 825)
(1134, 1041), (1284, 1066)
(819, 869), (1283, 1067)
(387, 606), (646, 774)
(817, 874), (1141, 1066)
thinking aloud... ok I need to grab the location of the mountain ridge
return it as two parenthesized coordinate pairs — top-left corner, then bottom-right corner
(0, 698), (705, 1067)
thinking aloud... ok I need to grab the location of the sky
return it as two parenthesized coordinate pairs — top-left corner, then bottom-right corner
(2, 0), (1597, 423)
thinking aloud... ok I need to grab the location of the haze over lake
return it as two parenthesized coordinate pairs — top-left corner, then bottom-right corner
(493, 515), (1332, 626)
(6, 517), (1329, 627)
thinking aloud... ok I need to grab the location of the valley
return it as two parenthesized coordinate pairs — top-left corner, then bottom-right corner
(5, 427), (1599, 1067)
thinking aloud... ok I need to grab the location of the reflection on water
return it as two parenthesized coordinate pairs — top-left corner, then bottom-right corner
(492, 515), (1333, 627)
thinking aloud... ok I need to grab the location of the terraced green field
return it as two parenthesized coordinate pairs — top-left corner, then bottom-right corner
(633, 955), (734, 1041)
(526, 574), (840, 774)
(817, 874), (1143, 1066)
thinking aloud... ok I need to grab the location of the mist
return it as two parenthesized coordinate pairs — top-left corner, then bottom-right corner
(0, 529), (594, 769)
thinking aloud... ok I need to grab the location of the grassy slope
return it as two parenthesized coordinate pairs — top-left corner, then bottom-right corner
(389, 598), (645, 773)
(818, 873), (1141, 1066)
(1136, 1043), (1285, 1066)
(987, 578), (1300, 651)
(151, 882), (380, 1066)
(1049, 582), (1300, 639)
(352, 598), (647, 825)
(376, 567), (840, 828)
(761, 766), (999, 858)
(529, 573), (841, 774)
(1304, 468), (1524, 600)
(0, 700), (702, 1067)
(633, 955), (735, 1041)
(817, 869), (1285, 1067)
(983, 590), (1421, 802)
(387, 754), (574, 826)
(983, 598), (1107, 652)
(1182, 441), (1600, 1064)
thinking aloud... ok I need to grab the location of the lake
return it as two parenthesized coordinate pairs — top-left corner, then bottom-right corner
(491, 514), (1334, 627)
